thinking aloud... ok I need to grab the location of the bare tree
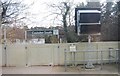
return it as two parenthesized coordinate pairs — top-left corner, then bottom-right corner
(0, 0), (34, 43)
(101, 1), (118, 41)
(1, 0), (32, 26)
(46, 1), (77, 42)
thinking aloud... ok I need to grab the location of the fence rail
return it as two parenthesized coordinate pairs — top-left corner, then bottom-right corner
(64, 49), (119, 71)
(0, 42), (119, 67)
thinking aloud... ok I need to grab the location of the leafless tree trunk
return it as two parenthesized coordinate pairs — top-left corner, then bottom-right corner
(46, 2), (74, 42)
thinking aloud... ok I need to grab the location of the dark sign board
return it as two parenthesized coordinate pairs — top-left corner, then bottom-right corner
(75, 8), (101, 20)
(75, 8), (101, 35)
(80, 25), (101, 34)
(79, 13), (101, 23)
(32, 31), (53, 35)
(27, 29), (59, 35)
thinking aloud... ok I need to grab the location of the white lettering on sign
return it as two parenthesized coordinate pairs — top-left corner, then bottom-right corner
(33, 31), (44, 34)
(28, 30), (59, 35)
(45, 31), (52, 34)
(32, 31), (53, 35)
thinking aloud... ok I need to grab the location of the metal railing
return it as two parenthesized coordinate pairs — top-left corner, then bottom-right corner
(64, 49), (119, 71)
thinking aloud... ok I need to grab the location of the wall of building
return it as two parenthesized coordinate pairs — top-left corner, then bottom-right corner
(0, 42), (119, 67)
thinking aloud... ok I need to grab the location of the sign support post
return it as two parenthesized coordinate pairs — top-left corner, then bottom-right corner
(85, 35), (94, 69)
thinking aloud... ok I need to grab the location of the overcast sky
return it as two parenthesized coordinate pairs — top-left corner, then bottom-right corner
(22, 0), (117, 28)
